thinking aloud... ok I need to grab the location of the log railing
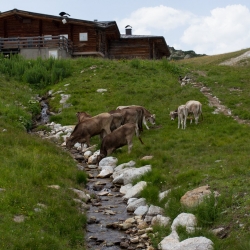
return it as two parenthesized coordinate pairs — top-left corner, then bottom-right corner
(0, 36), (73, 54)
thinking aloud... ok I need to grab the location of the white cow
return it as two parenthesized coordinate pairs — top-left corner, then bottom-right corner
(185, 100), (203, 124)
(177, 105), (188, 129)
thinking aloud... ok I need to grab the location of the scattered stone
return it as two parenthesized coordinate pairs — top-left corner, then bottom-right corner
(69, 188), (90, 202)
(13, 215), (25, 223)
(97, 190), (109, 196)
(97, 89), (107, 93)
(159, 189), (171, 201)
(141, 155), (153, 160)
(47, 185), (60, 189)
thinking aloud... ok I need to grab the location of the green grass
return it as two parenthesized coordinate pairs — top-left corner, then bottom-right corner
(0, 50), (250, 249)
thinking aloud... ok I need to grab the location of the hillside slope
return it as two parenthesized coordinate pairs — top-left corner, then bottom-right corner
(1, 49), (250, 249)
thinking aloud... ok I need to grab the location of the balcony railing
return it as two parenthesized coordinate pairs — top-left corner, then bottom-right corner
(0, 36), (73, 54)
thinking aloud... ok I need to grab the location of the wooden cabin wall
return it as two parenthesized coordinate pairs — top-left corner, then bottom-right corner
(69, 24), (98, 53)
(0, 19), (6, 37)
(0, 16), (41, 37)
(0, 15), (100, 54)
(108, 39), (151, 59)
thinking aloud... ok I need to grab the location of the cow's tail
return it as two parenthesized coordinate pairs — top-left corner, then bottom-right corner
(137, 108), (144, 132)
(200, 105), (203, 122)
(135, 123), (144, 144)
(138, 136), (144, 145)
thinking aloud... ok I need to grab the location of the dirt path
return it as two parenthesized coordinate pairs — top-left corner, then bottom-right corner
(219, 50), (250, 66)
(192, 50), (250, 125)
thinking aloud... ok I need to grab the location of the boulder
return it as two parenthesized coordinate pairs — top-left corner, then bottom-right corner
(180, 185), (212, 208)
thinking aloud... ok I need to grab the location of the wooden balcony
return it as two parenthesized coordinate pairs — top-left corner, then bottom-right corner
(0, 36), (73, 54)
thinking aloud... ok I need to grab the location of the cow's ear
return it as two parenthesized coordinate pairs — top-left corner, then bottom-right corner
(152, 114), (155, 118)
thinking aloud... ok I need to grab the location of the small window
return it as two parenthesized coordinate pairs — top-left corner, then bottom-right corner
(44, 35), (52, 40)
(79, 33), (88, 41)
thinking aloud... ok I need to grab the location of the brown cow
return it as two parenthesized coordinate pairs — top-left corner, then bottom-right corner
(76, 111), (123, 132)
(111, 107), (144, 132)
(66, 112), (113, 149)
(96, 123), (144, 165)
(117, 105), (155, 130)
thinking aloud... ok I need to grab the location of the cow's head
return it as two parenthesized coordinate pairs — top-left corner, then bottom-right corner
(146, 114), (156, 125)
(169, 110), (178, 120)
(65, 136), (74, 149)
(96, 153), (106, 166)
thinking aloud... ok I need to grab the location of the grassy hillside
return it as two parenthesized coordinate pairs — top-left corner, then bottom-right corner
(0, 67), (87, 249)
(1, 50), (250, 249)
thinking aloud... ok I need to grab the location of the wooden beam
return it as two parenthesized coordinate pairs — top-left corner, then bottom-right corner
(39, 20), (43, 36)
(4, 20), (7, 37)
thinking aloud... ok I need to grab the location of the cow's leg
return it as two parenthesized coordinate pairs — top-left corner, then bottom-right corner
(195, 115), (199, 125)
(143, 117), (149, 130)
(78, 138), (87, 151)
(85, 136), (91, 147)
(184, 114), (187, 129)
(107, 148), (115, 155)
(128, 141), (133, 153)
(180, 114), (184, 129)
(178, 116), (180, 129)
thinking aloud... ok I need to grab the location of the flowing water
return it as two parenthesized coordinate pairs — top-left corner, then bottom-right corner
(40, 101), (49, 124)
(84, 163), (131, 250)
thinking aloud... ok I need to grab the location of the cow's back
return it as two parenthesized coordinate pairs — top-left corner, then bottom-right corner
(185, 100), (202, 113)
(117, 105), (155, 127)
(76, 111), (92, 122)
(120, 108), (143, 132)
(67, 112), (113, 148)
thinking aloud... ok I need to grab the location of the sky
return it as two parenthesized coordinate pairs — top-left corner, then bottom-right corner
(1, 0), (250, 55)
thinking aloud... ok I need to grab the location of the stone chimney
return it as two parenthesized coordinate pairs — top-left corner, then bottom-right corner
(125, 25), (132, 35)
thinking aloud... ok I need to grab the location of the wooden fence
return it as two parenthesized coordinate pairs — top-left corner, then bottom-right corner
(0, 36), (73, 54)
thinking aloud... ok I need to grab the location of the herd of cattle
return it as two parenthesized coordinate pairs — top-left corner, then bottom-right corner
(65, 101), (203, 164)
(65, 105), (155, 164)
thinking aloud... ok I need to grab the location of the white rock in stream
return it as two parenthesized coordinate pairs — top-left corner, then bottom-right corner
(126, 198), (147, 212)
(97, 165), (114, 178)
(134, 205), (149, 216)
(113, 165), (152, 185)
(123, 181), (147, 200)
(120, 183), (133, 194)
(98, 156), (118, 167)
